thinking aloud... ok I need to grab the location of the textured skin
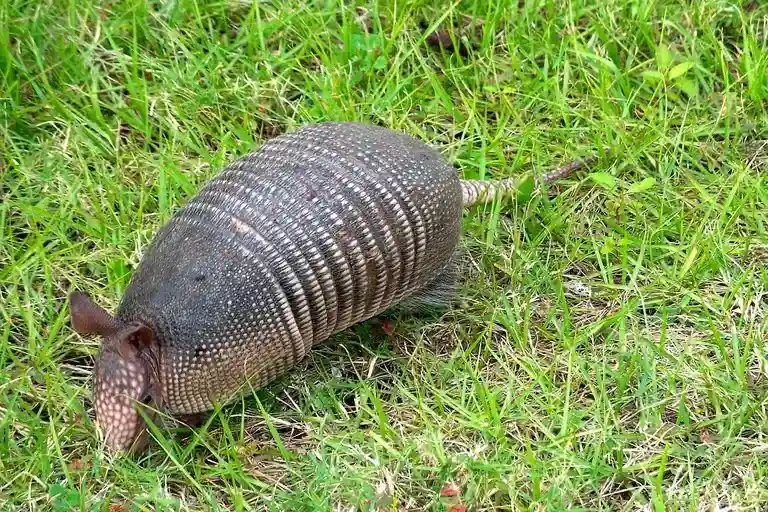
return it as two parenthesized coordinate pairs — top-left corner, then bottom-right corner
(115, 122), (464, 415)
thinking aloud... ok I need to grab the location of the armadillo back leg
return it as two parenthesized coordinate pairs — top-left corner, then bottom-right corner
(389, 249), (464, 314)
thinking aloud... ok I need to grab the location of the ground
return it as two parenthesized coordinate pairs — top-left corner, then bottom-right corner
(2, 0), (768, 510)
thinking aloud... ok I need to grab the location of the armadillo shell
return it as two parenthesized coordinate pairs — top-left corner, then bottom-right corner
(115, 122), (463, 414)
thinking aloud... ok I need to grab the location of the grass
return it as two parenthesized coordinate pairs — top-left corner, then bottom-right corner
(2, 0), (768, 509)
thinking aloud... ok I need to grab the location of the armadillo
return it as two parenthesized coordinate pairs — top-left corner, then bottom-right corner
(69, 122), (605, 453)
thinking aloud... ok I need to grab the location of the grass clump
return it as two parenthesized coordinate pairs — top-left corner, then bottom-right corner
(2, 0), (768, 509)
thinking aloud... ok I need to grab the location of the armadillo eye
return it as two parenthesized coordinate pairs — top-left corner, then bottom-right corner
(141, 394), (152, 405)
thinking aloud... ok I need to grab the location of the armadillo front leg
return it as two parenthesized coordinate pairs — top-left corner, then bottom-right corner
(175, 412), (205, 428)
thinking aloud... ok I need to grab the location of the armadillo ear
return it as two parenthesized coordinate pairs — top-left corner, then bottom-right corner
(116, 324), (153, 359)
(69, 292), (117, 336)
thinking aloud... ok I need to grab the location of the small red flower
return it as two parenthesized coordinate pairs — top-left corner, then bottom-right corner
(440, 482), (460, 497)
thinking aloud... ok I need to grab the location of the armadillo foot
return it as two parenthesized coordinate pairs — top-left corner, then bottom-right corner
(175, 412), (205, 428)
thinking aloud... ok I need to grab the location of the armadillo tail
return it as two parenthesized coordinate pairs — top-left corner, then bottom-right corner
(460, 149), (609, 207)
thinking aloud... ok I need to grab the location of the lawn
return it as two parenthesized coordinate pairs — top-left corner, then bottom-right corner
(2, 0), (768, 509)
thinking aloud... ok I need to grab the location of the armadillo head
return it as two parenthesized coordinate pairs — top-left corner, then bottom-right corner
(69, 292), (160, 454)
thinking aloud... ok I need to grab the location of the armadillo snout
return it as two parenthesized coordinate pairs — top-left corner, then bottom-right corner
(93, 351), (155, 453)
